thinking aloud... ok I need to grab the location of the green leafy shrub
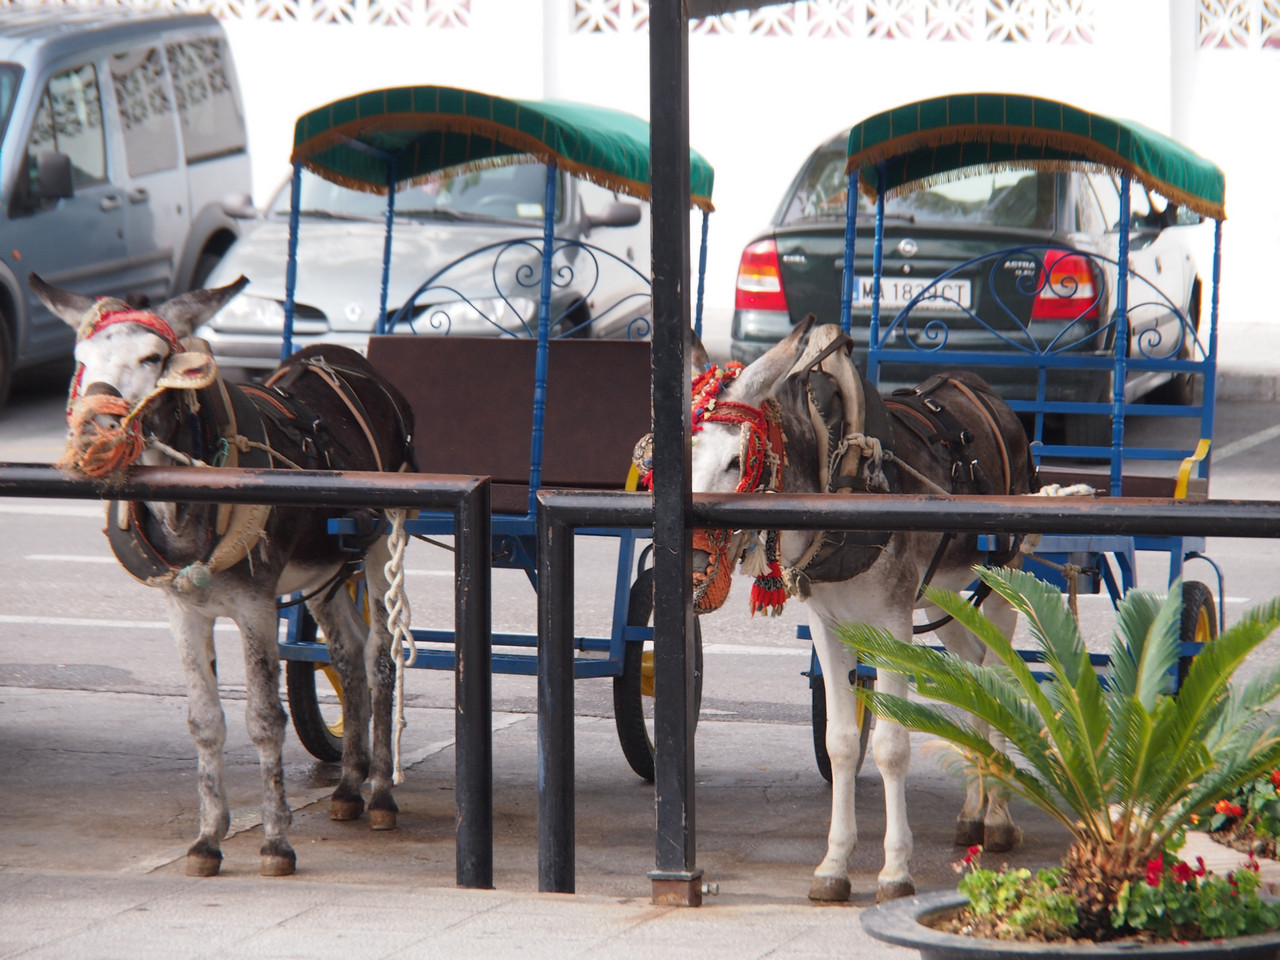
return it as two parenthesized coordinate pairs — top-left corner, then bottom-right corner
(840, 568), (1280, 941)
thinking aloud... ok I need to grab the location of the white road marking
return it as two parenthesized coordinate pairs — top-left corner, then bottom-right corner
(0, 615), (239, 631)
(0, 502), (103, 518)
(27, 554), (117, 563)
(703, 643), (808, 657)
(1212, 423), (1280, 463)
(23, 553), (454, 577)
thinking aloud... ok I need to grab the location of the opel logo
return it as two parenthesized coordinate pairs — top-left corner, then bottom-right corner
(897, 238), (919, 258)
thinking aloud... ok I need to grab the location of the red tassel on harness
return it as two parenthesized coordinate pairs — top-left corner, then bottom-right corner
(748, 529), (787, 616)
(749, 560), (787, 617)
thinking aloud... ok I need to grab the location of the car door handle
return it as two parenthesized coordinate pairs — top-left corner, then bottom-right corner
(99, 194), (123, 212)
(128, 187), (149, 204)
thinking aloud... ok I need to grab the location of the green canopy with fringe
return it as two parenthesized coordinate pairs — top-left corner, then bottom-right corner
(291, 85), (715, 212)
(845, 93), (1225, 221)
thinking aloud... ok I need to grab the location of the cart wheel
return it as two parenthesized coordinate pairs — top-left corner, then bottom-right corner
(612, 567), (703, 782)
(1176, 580), (1218, 690)
(811, 670), (874, 784)
(284, 583), (366, 762)
(286, 659), (345, 762)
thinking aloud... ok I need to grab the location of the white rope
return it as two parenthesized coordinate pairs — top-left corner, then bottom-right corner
(383, 508), (414, 785)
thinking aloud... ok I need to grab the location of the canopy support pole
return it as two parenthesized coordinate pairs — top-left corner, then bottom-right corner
(648, 0), (701, 908)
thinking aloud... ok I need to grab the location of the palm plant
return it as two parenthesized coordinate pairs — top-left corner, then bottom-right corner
(839, 566), (1280, 939)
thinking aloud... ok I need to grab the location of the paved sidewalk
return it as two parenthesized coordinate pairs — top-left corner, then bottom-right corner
(5, 683), (1276, 960)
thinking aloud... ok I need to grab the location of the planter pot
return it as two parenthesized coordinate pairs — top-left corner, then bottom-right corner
(861, 890), (1280, 960)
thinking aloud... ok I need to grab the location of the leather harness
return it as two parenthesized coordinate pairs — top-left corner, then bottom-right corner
(784, 338), (1023, 602)
(107, 353), (398, 591)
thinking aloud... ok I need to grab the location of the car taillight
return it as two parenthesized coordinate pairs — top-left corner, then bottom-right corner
(735, 239), (789, 312)
(1030, 249), (1101, 321)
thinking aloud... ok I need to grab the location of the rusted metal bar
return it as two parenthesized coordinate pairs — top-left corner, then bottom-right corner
(534, 486), (1280, 895)
(0, 461), (494, 889)
(0, 463), (485, 508)
(536, 489), (1280, 539)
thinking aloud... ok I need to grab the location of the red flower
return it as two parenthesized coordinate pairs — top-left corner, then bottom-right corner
(1246, 855), (1261, 873)
(1271, 769), (1280, 789)
(1146, 853), (1164, 887)
(1172, 860), (1194, 884)
(1215, 799), (1244, 817)
(1195, 856), (1207, 878)
(963, 845), (981, 866)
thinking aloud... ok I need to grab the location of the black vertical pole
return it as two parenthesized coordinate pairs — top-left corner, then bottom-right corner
(455, 479), (493, 888)
(648, 0), (702, 907)
(537, 500), (576, 892)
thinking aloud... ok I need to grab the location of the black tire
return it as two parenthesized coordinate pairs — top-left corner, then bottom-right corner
(612, 566), (703, 782)
(811, 669), (874, 784)
(1176, 580), (1218, 691)
(286, 659), (345, 762)
(284, 608), (344, 762)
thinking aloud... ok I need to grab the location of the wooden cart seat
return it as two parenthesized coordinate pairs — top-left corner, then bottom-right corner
(366, 336), (652, 515)
(1036, 468), (1207, 500)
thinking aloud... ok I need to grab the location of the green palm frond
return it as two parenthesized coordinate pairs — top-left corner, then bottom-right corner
(1108, 589), (1165, 699)
(839, 571), (1280, 866)
(971, 568), (1110, 805)
(856, 687), (1081, 833)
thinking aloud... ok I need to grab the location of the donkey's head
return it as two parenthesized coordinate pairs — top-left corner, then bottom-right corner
(686, 315), (815, 615)
(30, 273), (247, 477)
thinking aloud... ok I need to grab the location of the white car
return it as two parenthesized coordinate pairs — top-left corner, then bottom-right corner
(197, 161), (653, 376)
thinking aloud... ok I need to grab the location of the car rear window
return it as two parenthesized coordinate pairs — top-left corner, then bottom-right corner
(271, 162), (564, 223)
(779, 142), (1057, 231)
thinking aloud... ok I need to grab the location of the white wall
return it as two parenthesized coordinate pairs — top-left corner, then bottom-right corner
(206, 0), (1275, 347)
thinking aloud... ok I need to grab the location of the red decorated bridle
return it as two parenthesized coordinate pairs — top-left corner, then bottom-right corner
(690, 363), (789, 616)
(68, 299), (185, 408)
(62, 300), (186, 478)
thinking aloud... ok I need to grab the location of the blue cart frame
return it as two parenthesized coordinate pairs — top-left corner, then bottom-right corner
(805, 93), (1229, 778)
(269, 86), (715, 781)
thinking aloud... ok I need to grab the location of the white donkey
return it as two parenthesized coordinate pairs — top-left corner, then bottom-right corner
(686, 317), (1035, 902)
(32, 273), (416, 878)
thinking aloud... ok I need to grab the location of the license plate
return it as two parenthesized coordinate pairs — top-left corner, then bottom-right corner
(852, 276), (972, 312)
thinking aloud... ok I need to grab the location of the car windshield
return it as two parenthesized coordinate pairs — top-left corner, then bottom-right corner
(0, 64), (21, 143)
(778, 141), (1057, 231)
(269, 161), (562, 223)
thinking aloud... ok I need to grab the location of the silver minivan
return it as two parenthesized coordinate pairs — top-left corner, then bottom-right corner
(0, 7), (251, 408)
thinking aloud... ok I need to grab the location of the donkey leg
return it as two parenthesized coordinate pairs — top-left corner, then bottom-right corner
(977, 596), (1022, 853)
(308, 592), (372, 823)
(234, 600), (295, 876)
(362, 538), (400, 830)
(808, 619), (861, 902)
(933, 614), (989, 847)
(873, 662), (916, 901)
(170, 602), (229, 877)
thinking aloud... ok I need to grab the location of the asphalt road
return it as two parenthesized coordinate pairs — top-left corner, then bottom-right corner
(1, 366), (1279, 750)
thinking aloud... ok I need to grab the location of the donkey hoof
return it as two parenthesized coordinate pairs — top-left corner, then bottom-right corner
(369, 808), (397, 831)
(185, 852), (222, 877)
(330, 794), (365, 822)
(983, 823), (1023, 853)
(260, 840), (296, 877)
(808, 875), (852, 902)
(955, 819), (985, 846)
(877, 878), (916, 902)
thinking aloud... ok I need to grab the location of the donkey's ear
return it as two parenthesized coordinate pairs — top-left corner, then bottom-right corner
(152, 276), (250, 339)
(689, 326), (711, 376)
(731, 313), (816, 402)
(28, 273), (96, 329)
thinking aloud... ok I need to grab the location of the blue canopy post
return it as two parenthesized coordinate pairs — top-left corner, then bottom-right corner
(281, 164), (303, 361)
(528, 161), (560, 518)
